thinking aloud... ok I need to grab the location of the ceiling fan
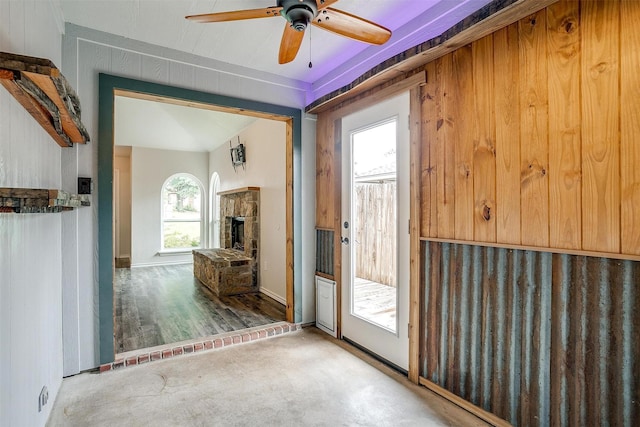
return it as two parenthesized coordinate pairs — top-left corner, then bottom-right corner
(186, 0), (392, 64)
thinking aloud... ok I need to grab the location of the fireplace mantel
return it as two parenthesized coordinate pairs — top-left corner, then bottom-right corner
(217, 186), (260, 196)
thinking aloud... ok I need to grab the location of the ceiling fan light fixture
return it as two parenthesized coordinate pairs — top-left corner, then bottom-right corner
(279, 0), (318, 31)
(187, 0), (392, 64)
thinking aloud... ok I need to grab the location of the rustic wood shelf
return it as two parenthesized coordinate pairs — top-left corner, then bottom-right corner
(0, 52), (89, 147)
(0, 188), (90, 213)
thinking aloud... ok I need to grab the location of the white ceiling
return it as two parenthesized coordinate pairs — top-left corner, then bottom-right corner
(114, 95), (258, 152)
(59, 0), (493, 90)
(62, 0), (493, 151)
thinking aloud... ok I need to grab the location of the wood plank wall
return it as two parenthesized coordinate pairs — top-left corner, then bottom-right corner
(317, 0), (640, 260)
(420, 0), (640, 258)
(314, 0), (640, 422)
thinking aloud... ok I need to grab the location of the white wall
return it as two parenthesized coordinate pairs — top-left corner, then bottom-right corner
(0, 1), (65, 426)
(131, 147), (208, 266)
(62, 23), (318, 371)
(210, 119), (287, 302)
(114, 148), (131, 259)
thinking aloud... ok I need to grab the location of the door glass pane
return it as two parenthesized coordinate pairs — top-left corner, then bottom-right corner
(351, 119), (397, 332)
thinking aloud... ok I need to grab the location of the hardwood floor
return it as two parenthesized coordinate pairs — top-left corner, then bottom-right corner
(115, 264), (286, 354)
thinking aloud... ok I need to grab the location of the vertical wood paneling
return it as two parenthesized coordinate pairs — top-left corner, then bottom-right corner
(518, 11), (550, 247)
(450, 47), (475, 241)
(411, 0), (640, 257)
(547, 0), (582, 250)
(422, 241), (640, 426)
(333, 117), (343, 337)
(421, 62), (438, 237)
(141, 55), (169, 84)
(472, 36), (497, 242)
(169, 61), (195, 88)
(620, 0), (640, 255)
(493, 25), (522, 245)
(437, 55), (456, 239)
(315, 114), (335, 229)
(0, 2), (65, 424)
(193, 67), (220, 94)
(111, 49), (141, 78)
(581, 0), (620, 253)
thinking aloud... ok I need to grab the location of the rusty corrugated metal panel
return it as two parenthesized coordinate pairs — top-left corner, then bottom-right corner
(421, 241), (640, 426)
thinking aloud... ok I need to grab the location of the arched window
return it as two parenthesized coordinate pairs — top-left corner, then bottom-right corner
(209, 172), (221, 248)
(161, 174), (203, 250)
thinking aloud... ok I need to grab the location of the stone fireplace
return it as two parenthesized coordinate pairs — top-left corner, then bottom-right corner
(220, 187), (260, 282)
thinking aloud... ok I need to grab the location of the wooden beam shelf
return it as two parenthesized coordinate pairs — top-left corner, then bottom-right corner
(0, 188), (90, 214)
(0, 52), (90, 148)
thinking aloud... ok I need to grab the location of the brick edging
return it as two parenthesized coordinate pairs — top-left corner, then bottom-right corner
(100, 323), (301, 373)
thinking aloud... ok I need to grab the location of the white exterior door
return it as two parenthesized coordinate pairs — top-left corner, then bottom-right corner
(341, 92), (410, 371)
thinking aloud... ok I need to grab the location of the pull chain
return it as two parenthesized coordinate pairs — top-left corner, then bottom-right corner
(308, 26), (313, 68)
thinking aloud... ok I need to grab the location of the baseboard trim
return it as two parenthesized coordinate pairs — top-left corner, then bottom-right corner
(131, 260), (192, 268)
(115, 257), (131, 268)
(259, 287), (286, 305)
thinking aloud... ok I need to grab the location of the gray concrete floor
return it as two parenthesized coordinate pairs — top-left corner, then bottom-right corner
(48, 328), (489, 426)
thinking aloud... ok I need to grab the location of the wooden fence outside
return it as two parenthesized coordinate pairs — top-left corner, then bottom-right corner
(354, 182), (396, 287)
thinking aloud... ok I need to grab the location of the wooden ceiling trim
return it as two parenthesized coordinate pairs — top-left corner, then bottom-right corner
(306, 0), (559, 114)
(326, 70), (426, 119)
(113, 89), (289, 122)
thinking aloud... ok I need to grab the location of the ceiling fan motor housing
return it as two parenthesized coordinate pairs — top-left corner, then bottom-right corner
(279, 0), (318, 31)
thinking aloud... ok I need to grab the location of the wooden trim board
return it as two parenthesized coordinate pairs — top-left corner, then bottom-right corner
(421, 237), (640, 262)
(408, 86), (423, 384)
(419, 377), (511, 427)
(217, 187), (260, 196)
(306, 0), (558, 114)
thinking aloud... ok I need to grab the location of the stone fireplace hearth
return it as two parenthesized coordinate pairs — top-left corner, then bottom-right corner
(192, 187), (260, 296)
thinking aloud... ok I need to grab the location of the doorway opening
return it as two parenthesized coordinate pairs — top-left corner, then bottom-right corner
(112, 94), (288, 356)
(98, 74), (302, 364)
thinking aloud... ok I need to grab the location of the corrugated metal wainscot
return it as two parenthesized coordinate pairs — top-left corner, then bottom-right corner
(421, 241), (640, 426)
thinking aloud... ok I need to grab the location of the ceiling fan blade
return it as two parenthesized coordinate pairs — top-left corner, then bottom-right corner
(186, 7), (282, 23)
(312, 7), (391, 45)
(279, 23), (305, 64)
(315, 0), (340, 11)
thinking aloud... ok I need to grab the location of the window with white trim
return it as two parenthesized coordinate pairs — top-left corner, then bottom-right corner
(161, 174), (203, 250)
(209, 172), (221, 248)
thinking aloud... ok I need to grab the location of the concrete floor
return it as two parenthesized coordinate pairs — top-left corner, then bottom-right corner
(48, 328), (489, 426)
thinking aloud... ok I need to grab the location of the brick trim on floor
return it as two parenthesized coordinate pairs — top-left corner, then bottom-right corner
(100, 322), (301, 373)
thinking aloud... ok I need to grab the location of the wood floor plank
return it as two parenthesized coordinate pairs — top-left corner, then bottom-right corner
(114, 264), (286, 353)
